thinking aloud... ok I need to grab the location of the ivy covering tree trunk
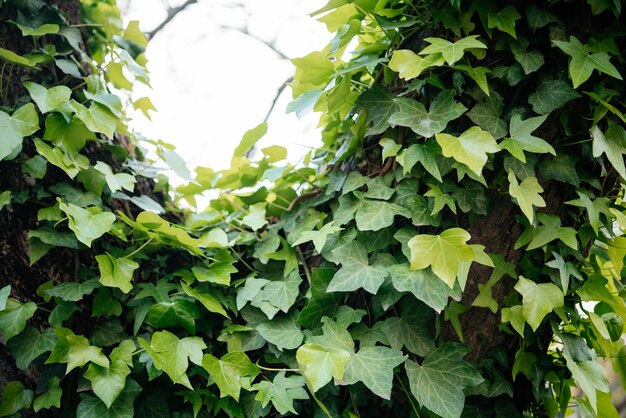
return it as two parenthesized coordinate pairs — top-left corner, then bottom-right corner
(1, 0), (626, 417)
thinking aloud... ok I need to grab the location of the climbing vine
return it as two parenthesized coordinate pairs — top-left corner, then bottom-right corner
(1, 0), (626, 417)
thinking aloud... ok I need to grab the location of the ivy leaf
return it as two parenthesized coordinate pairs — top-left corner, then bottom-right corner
(419, 35), (487, 65)
(500, 114), (555, 162)
(94, 161), (136, 194)
(0, 285), (10, 310)
(233, 122), (267, 157)
(546, 252), (582, 293)
(327, 241), (389, 294)
(96, 254), (139, 294)
(0, 381), (34, 417)
(84, 361), (130, 408)
(566, 191), (611, 235)
(296, 343), (352, 392)
(511, 42), (544, 74)
(255, 313), (304, 351)
(292, 221), (342, 253)
(202, 352), (260, 401)
(591, 124), (626, 180)
(252, 270), (302, 319)
(405, 344), (484, 418)
(356, 85), (398, 135)
(388, 49), (444, 79)
(514, 276), (564, 331)
(354, 198), (410, 231)
(6, 326), (56, 370)
(138, 330), (206, 389)
(487, 6), (521, 38)
(44, 278), (99, 302)
(508, 172), (546, 224)
(389, 90), (467, 138)
(408, 228), (475, 288)
(145, 299), (200, 334)
(466, 92), (507, 139)
(252, 372), (308, 415)
(381, 305), (435, 356)
(76, 379), (140, 418)
(554, 36), (622, 88)
(242, 203), (268, 231)
(23, 81), (71, 114)
(0, 103), (39, 161)
(455, 64), (490, 95)
(66, 334), (109, 373)
(380, 138), (402, 161)
(396, 141), (443, 181)
(436, 126), (500, 176)
(181, 281), (228, 318)
(501, 305), (526, 336)
(0, 299), (37, 341)
(388, 264), (458, 312)
(528, 79), (581, 114)
(59, 202), (116, 247)
(33, 377), (62, 412)
(71, 100), (117, 138)
(341, 346), (407, 399)
(34, 139), (90, 178)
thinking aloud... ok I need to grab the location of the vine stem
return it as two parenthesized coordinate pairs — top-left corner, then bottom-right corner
(256, 363), (299, 372)
(125, 236), (155, 258)
(296, 246), (312, 285)
(398, 376), (420, 417)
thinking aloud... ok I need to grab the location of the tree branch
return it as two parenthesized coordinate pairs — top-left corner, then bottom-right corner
(219, 24), (290, 60)
(263, 76), (292, 123)
(147, 0), (199, 39)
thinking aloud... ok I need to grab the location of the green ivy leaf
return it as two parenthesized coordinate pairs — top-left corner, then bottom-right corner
(6, 326), (55, 370)
(233, 122), (268, 157)
(0, 47), (37, 67)
(34, 139), (90, 178)
(388, 264), (458, 312)
(96, 254), (139, 294)
(296, 343), (352, 392)
(419, 35), (487, 65)
(528, 79), (581, 114)
(44, 278), (99, 302)
(255, 313), (304, 351)
(514, 276), (564, 331)
(252, 372), (308, 415)
(566, 191), (611, 235)
(181, 281), (228, 318)
(356, 86), (398, 135)
(0, 299), (37, 341)
(554, 36), (622, 88)
(354, 197), (410, 231)
(251, 270), (302, 319)
(292, 221), (343, 253)
(242, 203), (268, 231)
(202, 352), (260, 401)
(0, 103), (39, 161)
(405, 344), (484, 418)
(84, 361), (131, 408)
(0, 285), (10, 310)
(341, 346), (407, 399)
(23, 81), (71, 114)
(145, 299), (200, 334)
(388, 49), (444, 79)
(500, 114), (555, 162)
(76, 379), (140, 418)
(0, 381), (34, 416)
(466, 92), (507, 139)
(71, 100), (117, 138)
(138, 330), (206, 389)
(389, 90), (467, 138)
(436, 126), (500, 176)
(508, 172), (546, 223)
(66, 334), (109, 373)
(94, 161), (136, 194)
(408, 228), (475, 288)
(591, 124), (626, 180)
(487, 6), (521, 38)
(381, 305), (435, 356)
(396, 141), (443, 181)
(327, 241), (389, 294)
(59, 202), (116, 247)
(511, 41), (544, 74)
(33, 376), (62, 412)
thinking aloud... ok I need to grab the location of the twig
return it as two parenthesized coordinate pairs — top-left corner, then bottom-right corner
(263, 76), (292, 122)
(147, 0), (199, 39)
(219, 24), (290, 60)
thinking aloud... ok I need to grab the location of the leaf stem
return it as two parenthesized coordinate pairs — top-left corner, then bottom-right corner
(125, 236), (155, 258)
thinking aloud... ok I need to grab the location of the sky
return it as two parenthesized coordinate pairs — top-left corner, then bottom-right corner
(120, 0), (328, 173)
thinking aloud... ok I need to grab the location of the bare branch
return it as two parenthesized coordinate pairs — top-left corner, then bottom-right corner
(147, 0), (199, 39)
(263, 76), (293, 123)
(219, 24), (290, 60)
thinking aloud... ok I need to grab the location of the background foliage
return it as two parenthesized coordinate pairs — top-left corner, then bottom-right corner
(1, 0), (626, 417)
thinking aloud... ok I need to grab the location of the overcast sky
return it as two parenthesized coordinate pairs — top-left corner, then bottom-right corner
(121, 0), (328, 173)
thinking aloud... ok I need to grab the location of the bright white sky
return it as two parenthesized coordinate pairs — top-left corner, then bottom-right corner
(121, 0), (328, 172)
